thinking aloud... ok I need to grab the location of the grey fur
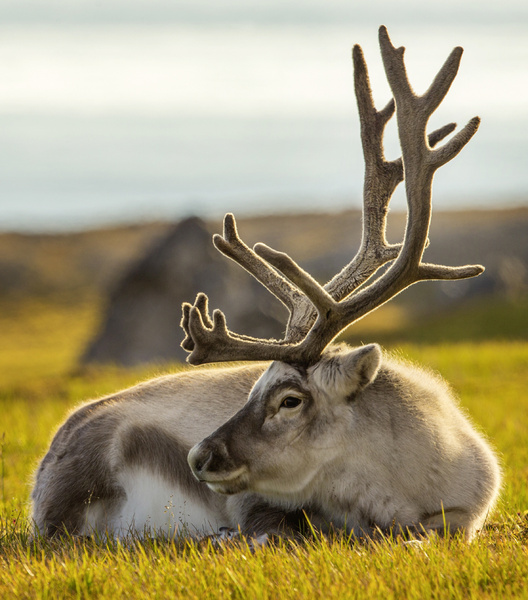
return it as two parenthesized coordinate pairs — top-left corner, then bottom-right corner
(32, 364), (266, 536)
(188, 344), (501, 540)
(32, 395), (125, 535)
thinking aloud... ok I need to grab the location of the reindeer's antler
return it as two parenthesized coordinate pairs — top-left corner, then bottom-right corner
(181, 26), (483, 366)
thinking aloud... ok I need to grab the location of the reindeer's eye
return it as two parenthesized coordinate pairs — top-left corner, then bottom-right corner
(280, 396), (302, 410)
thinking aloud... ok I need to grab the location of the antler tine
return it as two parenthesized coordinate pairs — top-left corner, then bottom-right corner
(212, 214), (301, 313)
(186, 304), (286, 365)
(181, 293), (211, 352)
(210, 212), (315, 342)
(377, 25), (482, 272)
(181, 291), (273, 354)
(323, 44), (400, 302)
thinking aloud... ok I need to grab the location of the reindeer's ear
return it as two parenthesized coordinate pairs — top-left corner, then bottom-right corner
(311, 344), (382, 399)
(341, 344), (382, 394)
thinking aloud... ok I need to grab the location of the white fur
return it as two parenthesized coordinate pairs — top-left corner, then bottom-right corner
(81, 468), (222, 537)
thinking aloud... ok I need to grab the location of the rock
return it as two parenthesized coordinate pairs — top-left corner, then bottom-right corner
(82, 217), (287, 366)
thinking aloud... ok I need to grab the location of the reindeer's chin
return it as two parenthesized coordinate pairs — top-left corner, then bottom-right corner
(200, 465), (250, 495)
(205, 477), (249, 495)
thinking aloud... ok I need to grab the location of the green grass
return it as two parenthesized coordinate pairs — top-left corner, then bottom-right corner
(345, 294), (528, 346)
(0, 525), (527, 599)
(1, 294), (527, 599)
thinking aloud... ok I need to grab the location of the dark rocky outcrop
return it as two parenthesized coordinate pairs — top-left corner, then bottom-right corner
(82, 217), (287, 366)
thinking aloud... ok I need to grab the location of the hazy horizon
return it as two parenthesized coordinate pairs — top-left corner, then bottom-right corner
(0, 0), (527, 232)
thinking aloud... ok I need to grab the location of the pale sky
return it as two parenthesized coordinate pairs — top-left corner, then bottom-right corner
(0, 0), (526, 229)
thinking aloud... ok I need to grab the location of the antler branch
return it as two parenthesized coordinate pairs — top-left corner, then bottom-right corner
(318, 26), (484, 332)
(325, 45), (457, 303)
(212, 214), (302, 313)
(181, 26), (484, 366)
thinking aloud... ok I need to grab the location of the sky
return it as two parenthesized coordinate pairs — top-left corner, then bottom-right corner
(0, 0), (527, 231)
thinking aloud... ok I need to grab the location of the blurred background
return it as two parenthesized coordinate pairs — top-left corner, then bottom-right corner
(0, 0), (527, 373)
(1, 0), (527, 229)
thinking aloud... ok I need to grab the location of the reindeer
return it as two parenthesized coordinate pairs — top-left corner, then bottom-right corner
(32, 27), (500, 541)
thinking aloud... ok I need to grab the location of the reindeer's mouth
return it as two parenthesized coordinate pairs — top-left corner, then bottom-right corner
(198, 465), (250, 495)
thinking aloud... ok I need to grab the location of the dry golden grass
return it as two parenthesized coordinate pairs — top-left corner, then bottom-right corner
(0, 291), (527, 598)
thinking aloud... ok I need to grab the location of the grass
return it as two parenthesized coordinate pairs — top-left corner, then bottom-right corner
(0, 294), (100, 386)
(0, 293), (527, 598)
(0, 526), (527, 599)
(345, 294), (528, 346)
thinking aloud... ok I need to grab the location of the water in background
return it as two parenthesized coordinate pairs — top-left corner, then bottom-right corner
(0, 0), (527, 231)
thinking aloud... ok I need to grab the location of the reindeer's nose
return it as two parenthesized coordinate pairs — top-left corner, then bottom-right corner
(187, 440), (231, 481)
(187, 443), (211, 479)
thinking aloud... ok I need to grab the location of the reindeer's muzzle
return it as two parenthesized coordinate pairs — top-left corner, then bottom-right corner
(187, 439), (249, 494)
